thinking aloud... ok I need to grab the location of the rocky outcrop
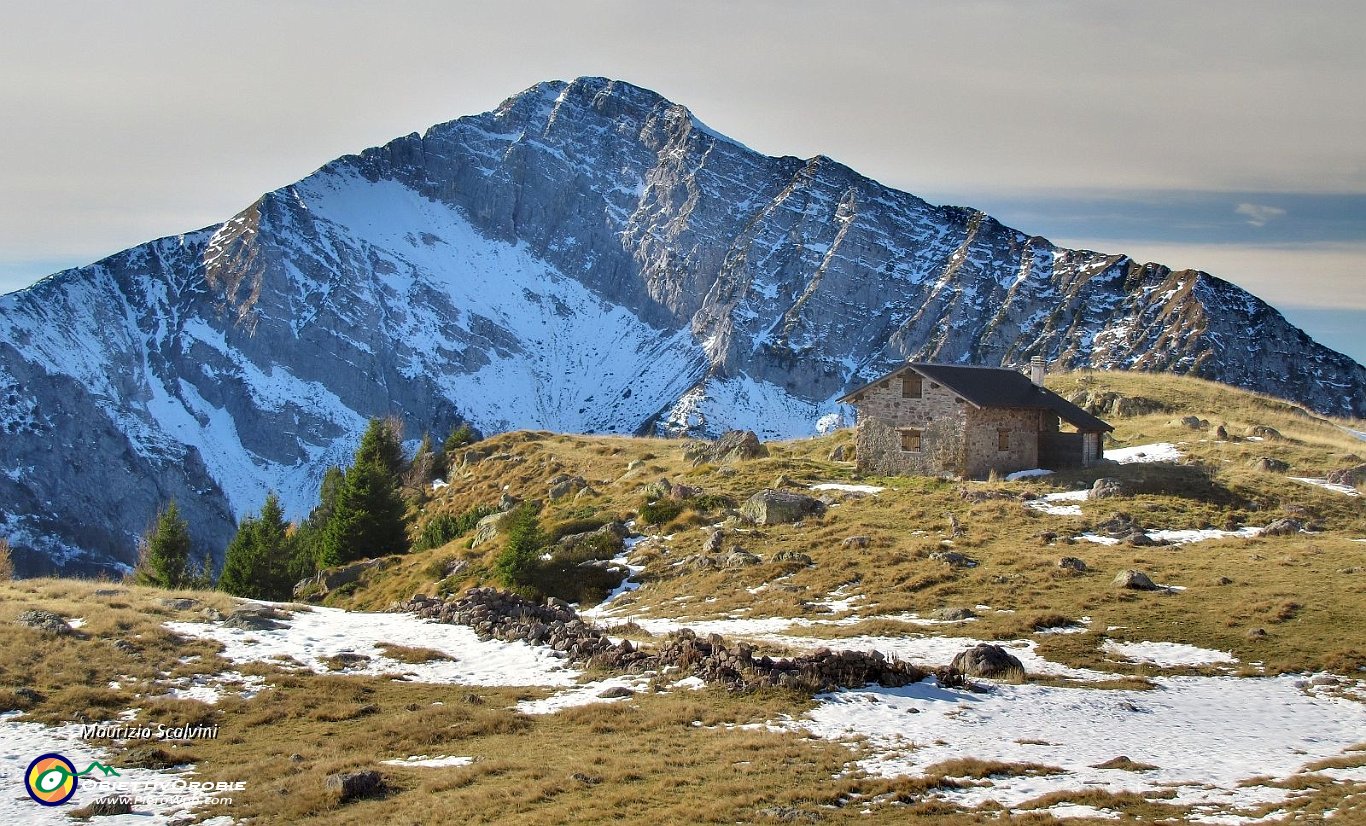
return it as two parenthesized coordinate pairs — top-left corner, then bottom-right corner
(683, 430), (768, 466)
(2, 76), (1362, 576)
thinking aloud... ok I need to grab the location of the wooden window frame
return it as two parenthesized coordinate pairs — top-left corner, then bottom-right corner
(899, 428), (922, 453)
(901, 374), (922, 399)
(997, 428), (1010, 452)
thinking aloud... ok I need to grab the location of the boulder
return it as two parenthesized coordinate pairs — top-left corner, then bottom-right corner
(684, 430), (768, 466)
(1326, 464), (1366, 487)
(1057, 556), (1088, 573)
(1261, 517), (1303, 537)
(740, 489), (825, 525)
(949, 643), (1024, 678)
(597, 686), (634, 699)
(841, 536), (871, 549)
(15, 610), (73, 635)
(224, 605), (291, 631)
(929, 551), (977, 568)
(294, 557), (395, 598)
(472, 510), (515, 546)
(722, 550), (761, 569)
(1174, 415), (1207, 430)
(703, 530), (724, 553)
(1250, 457), (1290, 473)
(772, 550), (813, 565)
(1246, 425), (1283, 440)
(1089, 477), (1127, 500)
(325, 770), (386, 804)
(1113, 569), (1159, 590)
(827, 444), (849, 461)
(933, 607), (977, 621)
(548, 474), (588, 501)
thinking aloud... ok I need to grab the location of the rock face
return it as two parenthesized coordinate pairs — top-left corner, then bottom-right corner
(1, 76), (1363, 575)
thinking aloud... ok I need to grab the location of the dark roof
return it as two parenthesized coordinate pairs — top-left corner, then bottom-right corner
(838, 362), (1113, 432)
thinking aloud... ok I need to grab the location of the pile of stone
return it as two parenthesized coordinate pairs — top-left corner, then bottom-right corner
(650, 629), (925, 693)
(398, 587), (925, 693)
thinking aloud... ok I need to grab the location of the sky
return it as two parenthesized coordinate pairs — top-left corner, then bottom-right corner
(1, 0), (1362, 363)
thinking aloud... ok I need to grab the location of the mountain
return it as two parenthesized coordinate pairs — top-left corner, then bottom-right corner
(1, 76), (1362, 576)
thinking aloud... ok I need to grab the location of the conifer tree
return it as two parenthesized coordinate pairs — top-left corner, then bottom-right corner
(318, 456), (409, 567)
(133, 501), (194, 589)
(219, 492), (293, 599)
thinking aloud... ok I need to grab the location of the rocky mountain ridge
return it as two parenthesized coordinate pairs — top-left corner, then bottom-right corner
(1, 76), (1362, 575)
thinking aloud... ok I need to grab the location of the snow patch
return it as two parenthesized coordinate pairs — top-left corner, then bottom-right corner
(1102, 640), (1237, 668)
(1107, 442), (1182, 464)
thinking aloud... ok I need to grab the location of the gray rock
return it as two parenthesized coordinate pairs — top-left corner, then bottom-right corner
(840, 536), (871, 549)
(703, 530), (724, 553)
(740, 489), (825, 525)
(683, 430), (769, 467)
(1261, 518), (1303, 537)
(1089, 477), (1127, 500)
(1326, 464), (1366, 487)
(771, 550), (813, 565)
(472, 511), (515, 547)
(929, 551), (977, 568)
(950, 643), (1024, 678)
(1246, 425), (1284, 440)
(1113, 569), (1159, 590)
(294, 557), (395, 598)
(827, 445), (849, 461)
(1058, 556), (1088, 572)
(1250, 457), (1290, 473)
(223, 605), (291, 631)
(15, 610), (73, 635)
(722, 550), (761, 568)
(597, 686), (635, 699)
(933, 607), (977, 621)
(325, 770), (386, 803)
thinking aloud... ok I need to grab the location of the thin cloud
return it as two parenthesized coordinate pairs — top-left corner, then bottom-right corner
(1236, 202), (1287, 227)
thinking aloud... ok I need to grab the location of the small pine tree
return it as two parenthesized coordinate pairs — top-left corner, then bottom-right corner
(0, 537), (13, 582)
(356, 416), (406, 483)
(133, 501), (194, 589)
(443, 423), (476, 454)
(219, 492), (294, 600)
(319, 457), (409, 567)
(494, 502), (543, 592)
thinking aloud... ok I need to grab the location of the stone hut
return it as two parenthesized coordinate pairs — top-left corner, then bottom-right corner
(837, 360), (1112, 479)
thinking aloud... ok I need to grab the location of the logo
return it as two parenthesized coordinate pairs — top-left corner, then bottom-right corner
(23, 753), (121, 806)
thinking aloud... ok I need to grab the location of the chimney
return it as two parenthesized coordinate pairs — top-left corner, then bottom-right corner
(1030, 355), (1046, 386)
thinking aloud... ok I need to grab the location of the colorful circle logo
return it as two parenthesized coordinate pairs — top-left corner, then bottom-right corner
(25, 753), (77, 806)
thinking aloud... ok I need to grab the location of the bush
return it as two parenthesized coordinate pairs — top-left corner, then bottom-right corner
(493, 503), (544, 591)
(638, 499), (684, 526)
(0, 537), (12, 582)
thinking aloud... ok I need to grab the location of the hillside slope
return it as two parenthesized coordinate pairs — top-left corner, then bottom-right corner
(1, 77), (1362, 575)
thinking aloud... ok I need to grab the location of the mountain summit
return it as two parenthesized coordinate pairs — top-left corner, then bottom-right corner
(1, 77), (1362, 575)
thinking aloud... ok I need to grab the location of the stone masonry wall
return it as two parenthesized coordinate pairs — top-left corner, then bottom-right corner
(850, 369), (968, 475)
(963, 407), (1042, 478)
